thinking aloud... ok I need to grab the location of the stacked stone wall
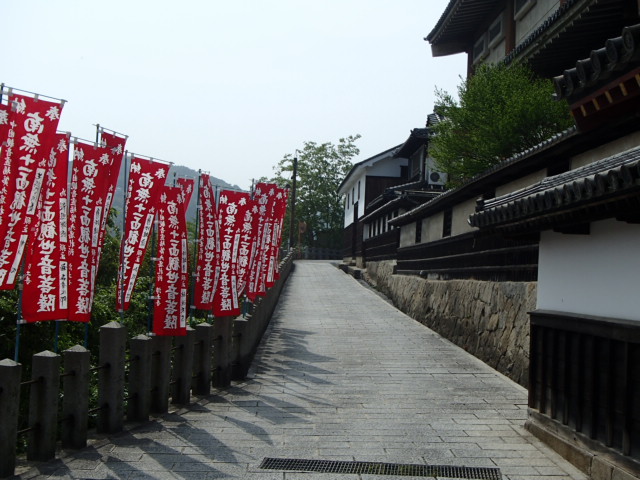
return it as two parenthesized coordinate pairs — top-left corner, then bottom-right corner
(364, 260), (535, 387)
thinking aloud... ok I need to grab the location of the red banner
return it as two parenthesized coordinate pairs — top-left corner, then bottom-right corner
(236, 196), (258, 297)
(266, 187), (289, 286)
(193, 174), (218, 310)
(0, 94), (64, 289)
(0, 103), (10, 146)
(116, 157), (170, 311)
(153, 185), (188, 336)
(177, 177), (194, 212)
(22, 133), (70, 322)
(97, 131), (127, 251)
(246, 183), (275, 301)
(212, 190), (252, 317)
(67, 140), (118, 322)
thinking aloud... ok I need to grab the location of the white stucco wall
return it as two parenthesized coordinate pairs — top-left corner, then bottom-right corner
(496, 169), (547, 197)
(452, 198), (477, 236)
(369, 159), (407, 177)
(400, 223), (416, 248)
(571, 131), (640, 170)
(426, 212), (444, 242)
(537, 219), (640, 321)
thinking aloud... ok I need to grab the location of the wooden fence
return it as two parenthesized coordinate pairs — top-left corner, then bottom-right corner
(0, 255), (294, 478)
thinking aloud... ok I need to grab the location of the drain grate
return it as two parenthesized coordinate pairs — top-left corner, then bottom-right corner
(259, 457), (501, 479)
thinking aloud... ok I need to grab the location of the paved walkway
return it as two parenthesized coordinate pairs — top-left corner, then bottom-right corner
(17, 261), (587, 479)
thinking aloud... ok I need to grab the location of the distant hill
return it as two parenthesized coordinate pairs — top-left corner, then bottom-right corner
(110, 163), (243, 226)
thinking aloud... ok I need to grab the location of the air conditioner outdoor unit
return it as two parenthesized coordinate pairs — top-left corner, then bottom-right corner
(427, 170), (447, 186)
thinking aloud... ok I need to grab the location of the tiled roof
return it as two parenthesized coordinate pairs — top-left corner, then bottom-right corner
(469, 145), (640, 229)
(390, 126), (578, 226)
(553, 23), (640, 103)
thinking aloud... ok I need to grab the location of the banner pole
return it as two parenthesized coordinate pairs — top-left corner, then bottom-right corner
(13, 259), (26, 362)
(189, 170), (202, 325)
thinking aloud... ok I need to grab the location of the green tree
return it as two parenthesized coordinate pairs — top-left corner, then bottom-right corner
(268, 135), (360, 250)
(431, 62), (574, 186)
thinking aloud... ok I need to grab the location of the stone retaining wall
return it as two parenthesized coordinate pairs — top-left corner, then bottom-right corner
(364, 260), (536, 387)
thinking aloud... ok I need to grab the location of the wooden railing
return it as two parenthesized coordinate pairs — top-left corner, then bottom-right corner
(395, 231), (539, 281)
(0, 254), (294, 478)
(529, 310), (640, 465)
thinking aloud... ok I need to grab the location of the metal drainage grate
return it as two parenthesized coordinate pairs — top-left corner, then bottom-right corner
(259, 457), (501, 479)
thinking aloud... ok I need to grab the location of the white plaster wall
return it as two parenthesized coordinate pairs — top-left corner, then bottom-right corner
(537, 219), (640, 321)
(452, 198), (477, 236)
(426, 212), (444, 242)
(400, 223), (416, 248)
(571, 131), (640, 170)
(369, 158), (407, 177)
(496, 169), (547, 197)
(515, 0), (560, 43)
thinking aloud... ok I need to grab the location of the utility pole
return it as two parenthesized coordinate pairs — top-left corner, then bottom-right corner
(289, 156), (298, 250)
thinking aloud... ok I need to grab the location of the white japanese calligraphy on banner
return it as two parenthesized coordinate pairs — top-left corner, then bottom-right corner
(213, 190), (252, 317)
(67, 140), (117, 322)
(116, 157), (170, 311)
(22, 133), (70, 322)
(153, 185), (188, 336)
(0, 94), (64, 289)
(194, 174), (218, 310)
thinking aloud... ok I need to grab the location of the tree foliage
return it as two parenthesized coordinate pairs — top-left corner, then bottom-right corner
(266, 135), (360, 250)
(431, 62), (574, 186)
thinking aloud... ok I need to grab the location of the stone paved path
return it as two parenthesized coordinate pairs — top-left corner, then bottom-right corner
(17, 261), (587, 479)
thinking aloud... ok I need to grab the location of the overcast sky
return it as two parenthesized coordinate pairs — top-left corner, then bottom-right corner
(3, 0), (466, 190)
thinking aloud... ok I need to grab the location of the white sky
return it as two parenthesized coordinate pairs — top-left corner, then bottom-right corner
(3, 0), (466, 190)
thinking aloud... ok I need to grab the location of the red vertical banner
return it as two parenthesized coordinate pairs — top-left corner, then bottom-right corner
(177, 177), (194, 212)
(212, 190), (251, 317)
(0, 94), (64, 289)
(193, 174), (217, 310)
(22, 132), (70, 322)
(247, 183), (274, 301)
(116, 158), (170, 311)
(0, 103), (10, 145)
(67, 140), (118, 322)
(235, 196), (257, 297)
(153, 185), (188, 336)
(267, 187), (289, 285)
(97, 130), (127, 251)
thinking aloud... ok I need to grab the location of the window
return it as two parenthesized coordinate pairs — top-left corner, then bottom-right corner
(472, 34), (488, 64)
(357, 180), (361, 200)
(514, 0), (536, 21)
(352, 187), (355, 205)
(442, 208), (452, 238)
(415, 220), (422, 244)
(488, 14), (504, 48)
(347, 193), (350, 206)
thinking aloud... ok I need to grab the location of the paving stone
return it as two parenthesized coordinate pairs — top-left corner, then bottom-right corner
(14, 261), (587, 479)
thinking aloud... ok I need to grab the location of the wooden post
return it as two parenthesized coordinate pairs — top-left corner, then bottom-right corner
(27, 351), (60, 461)
(62, 345), (90, 449)
(231, 318), (250, 380)
(0, 359), (21, 477)
(150, 336), (172, 414)
(98, 321), (126, 434)
(171, 327), (195, 405)
(212, 316), (233, 388)
(193, 324), (213, 395)
(128, 335), (152, 422)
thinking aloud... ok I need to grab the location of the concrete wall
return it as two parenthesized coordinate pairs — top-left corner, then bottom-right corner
(364, 260), (535, 386)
